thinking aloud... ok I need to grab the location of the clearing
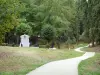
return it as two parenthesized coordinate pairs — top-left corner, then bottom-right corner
(0, 46), (83, 75)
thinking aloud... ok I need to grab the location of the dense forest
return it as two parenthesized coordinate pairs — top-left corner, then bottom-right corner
(0, 0), (100, 48)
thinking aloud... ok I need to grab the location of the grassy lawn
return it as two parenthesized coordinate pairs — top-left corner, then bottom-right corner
(79, 46), (100, 75)
(82, 46), (100, 52)
(0, 46), (84, 75)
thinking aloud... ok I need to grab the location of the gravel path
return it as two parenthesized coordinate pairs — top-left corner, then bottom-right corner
(26, 46), (95, 75)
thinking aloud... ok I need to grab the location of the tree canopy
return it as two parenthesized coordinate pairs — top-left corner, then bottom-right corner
(0, 0), (25, 43)
(77, 0), (100, 46)
(1, 0), (100, 47)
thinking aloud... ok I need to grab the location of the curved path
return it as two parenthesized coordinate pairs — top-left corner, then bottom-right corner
(26, 46), (95, 75)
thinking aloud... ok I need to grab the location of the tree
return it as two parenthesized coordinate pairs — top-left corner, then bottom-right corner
(41, 25), (56, 44)
(0, 0), (25, 44)
(16, 23), (32, 36)
(77, 0), (100, 46)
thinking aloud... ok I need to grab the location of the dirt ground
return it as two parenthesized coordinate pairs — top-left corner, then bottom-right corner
(85, 46), (100, 53)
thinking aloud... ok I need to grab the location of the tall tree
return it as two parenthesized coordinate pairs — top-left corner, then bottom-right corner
(21, 0), (77, 38)
(77, 0), (100, 46)
(19, 0), (78, 48)
(0, 0), (25, 44)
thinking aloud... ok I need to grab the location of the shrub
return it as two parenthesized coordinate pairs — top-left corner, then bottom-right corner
(38, 39), (47, 45)
(41, 25), (56, 43)
(39, 45), (49, 48)
(16, 23), (32, 35)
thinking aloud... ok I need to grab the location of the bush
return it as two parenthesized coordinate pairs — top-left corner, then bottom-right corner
(1, 43), (8, 46)
(79, 31), (90, 43)
(41, 25), (56, 42)
(38, 39), (47, 45)
(39, 45), (49, 48)
(16, 23), (32, 35)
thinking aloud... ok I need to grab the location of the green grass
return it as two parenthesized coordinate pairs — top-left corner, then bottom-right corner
(74, 43), (88, 48)
(79, 47), (100, 75)
(82, 46), (100, 52)
(0, 45), (84, 75)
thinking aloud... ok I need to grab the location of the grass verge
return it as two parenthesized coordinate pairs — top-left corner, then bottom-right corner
(79, 47), (100, 75)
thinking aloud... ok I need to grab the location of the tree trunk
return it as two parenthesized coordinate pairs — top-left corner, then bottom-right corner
(17, 35), (20, 45)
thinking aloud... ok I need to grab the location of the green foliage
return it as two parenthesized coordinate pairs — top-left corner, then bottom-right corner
(0, 0), (25, 44)
(21, 0), (77, 37)
(66, 37), (72, 44)
(77, 0), (100, 45)
(39, 45), (49, 48)
(38, 39), (47, 45)
(16, 23), (32, 35)
(41, 25), (56, 42)
(66, 37), (76, 49)
(17, 0), (79, 47)
(0, 0), (80, 45)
